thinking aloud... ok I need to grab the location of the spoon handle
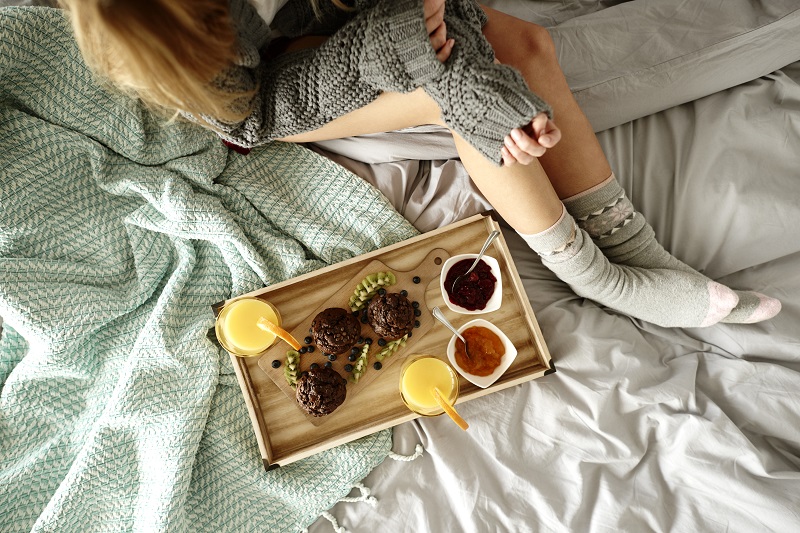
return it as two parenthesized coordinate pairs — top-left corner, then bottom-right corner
(464, 230), (501, 276)
(432, 306), (473, 360)
(432, 307), (465, 343)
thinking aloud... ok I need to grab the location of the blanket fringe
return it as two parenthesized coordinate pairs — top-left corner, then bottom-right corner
(317, 511), (347, 533)
(304, 446), (424, 533)
(336, 483), (378, 505)
(303, 483), (378, 533)
(388, 443), (424, 462)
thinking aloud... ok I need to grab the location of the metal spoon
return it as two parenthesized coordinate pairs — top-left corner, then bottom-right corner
(432, 306), (471, 360)
(451, 230), (501, 293)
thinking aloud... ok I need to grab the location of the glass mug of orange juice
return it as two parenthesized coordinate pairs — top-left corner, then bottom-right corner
(400, 355), (467, 429)
(215, 297), (282, 357)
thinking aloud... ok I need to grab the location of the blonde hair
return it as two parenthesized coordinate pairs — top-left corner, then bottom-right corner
(60, 0), (349, 123)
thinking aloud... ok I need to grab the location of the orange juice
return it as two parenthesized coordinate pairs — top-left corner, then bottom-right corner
(399, 355), (459, 416)
(215, 298), (281, 357)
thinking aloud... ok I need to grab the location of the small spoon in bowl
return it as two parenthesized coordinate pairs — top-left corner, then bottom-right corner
(432, 306), (471, 360)
(451, 230), (501, 293)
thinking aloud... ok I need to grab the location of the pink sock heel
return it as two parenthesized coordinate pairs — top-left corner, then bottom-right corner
(700, 282), (739, 327)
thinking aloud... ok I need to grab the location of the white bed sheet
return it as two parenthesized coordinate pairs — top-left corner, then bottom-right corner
(308, 56), (800, 533)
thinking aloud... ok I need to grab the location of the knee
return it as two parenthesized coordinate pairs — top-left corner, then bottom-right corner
(487, 15), (558, 70)
(518, 23), (557, 65)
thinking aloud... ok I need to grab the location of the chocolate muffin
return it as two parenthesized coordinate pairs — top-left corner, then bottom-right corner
(366, 292), (415, 341)
(311, 307), (360, 355)
(295, 366), (347, 417)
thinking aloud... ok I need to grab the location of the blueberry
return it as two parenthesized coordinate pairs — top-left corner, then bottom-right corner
(357, 336), (365, 345)
(325, 361), (332, 368)
(304, 336), (312, 344)
(328, 354), (337, 362)
(360, 315), (368, 324)
(400, 289), (408, 297)
(378, 288), (386, 296)
(407, 331), (413, 338)
(271, 360), (281, 369)
(365, 338), (373, 345)
(348, 354), (358, 362)
(351, 347), (360, 355)
(414, 309), (421, 317)
(310, 363), (320, 370)
(377, 338), (387, 347)
(299, 346), (308, 354)
(412, 276), (421, 284)
(414, 320), (420, 328)
(306, 346), (315, 353)
(344, 364), (353, 372)
(412, 301), (420, 308)
(373, 362), (382, 370)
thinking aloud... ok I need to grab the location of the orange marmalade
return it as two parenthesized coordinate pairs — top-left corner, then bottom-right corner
(455, 326), (505, 376)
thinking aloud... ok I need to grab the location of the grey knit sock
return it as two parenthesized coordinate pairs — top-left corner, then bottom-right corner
(564, 174), (781, 324)
(519, 206), (738, 328)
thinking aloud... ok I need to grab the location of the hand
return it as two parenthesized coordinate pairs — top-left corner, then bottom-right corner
(501, 112), (562, 166)
(424, 0), (455, 62)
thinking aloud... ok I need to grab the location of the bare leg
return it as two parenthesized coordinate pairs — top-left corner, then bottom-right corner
(480, 6), (611, 198)
(278, 88), (443, 144)
(450, 134), (562, 234)
(283, 88), (565, 233)
(279, 77), (559, 233)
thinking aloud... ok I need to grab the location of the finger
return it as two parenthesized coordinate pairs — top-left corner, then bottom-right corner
(538, 119), (562, 148)
(510, 127), (545, 158)
(435, 38), (455, 63)
(501, 147), (517, 167)
(425, 0), (446, 34)
(430, 23), (447, 51)
(423, 0), (445, 16)
(530, 113), (549, 138)
(504, 134), (536, 165)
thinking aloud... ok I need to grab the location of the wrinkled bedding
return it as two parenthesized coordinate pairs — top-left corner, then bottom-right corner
(309, 1), (800, 531)
(1, 0), (798, 532)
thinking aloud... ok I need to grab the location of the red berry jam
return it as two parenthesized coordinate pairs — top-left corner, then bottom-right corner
(444, 259), (496, 311)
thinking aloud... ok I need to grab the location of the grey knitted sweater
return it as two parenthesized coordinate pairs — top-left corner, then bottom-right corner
(204, 0), (551, 165)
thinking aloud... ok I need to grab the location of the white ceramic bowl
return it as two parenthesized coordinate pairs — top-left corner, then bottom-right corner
(446, 318), (517, 388)
(439, 254), (502, 314)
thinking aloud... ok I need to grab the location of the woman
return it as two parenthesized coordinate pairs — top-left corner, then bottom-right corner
(60, 0), (780, 327)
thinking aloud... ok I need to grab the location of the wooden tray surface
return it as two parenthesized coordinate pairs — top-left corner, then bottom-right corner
(216, 214), (553, 469)
(257, 248), (450, 426)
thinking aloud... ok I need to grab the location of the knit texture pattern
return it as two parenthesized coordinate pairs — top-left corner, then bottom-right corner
(0, 8), (418, 532)
(207, 0), (551, 165)
(203, 0), (443, 143)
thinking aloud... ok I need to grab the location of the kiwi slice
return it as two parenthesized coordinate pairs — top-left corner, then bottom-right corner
(283, 350), (300, 388)
(350, 344), (370, 383)
(348, 271), (397, 312)
(374, 334), (408, 362)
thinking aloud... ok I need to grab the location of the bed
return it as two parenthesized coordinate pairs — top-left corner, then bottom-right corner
(1, 1), (799, 532)
(307, 1), (800, 531)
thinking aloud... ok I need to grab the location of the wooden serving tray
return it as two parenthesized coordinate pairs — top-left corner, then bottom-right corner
(215, 214), (554, 469)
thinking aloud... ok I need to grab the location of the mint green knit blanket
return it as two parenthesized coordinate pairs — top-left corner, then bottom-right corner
(0, 7), (418, 531)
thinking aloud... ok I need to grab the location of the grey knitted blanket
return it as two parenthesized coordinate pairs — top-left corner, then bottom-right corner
(0, 7), (418, 531)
